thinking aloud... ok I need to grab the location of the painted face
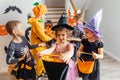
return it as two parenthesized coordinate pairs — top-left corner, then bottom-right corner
(84, 28), (95, 39)
(56, 30), (67, 43)
(14, 23), (25, 37)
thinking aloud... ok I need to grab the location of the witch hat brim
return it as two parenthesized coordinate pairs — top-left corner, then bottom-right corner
(51, 13), (74, 30)
(52, 24), (74, 30)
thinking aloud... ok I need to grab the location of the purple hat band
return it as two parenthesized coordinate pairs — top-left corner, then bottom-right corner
(84, 26), (103, 37)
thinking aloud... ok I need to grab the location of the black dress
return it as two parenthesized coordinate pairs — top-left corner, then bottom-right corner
(78, 39), (103, 80)
(6, 37), (38, 80)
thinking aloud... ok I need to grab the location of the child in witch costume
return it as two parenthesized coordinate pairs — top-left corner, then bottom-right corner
(5, 20), (45, 80)
(28, 2), (52, 77)
(38, 13), (79, 80)
(77, 9), (104, 80)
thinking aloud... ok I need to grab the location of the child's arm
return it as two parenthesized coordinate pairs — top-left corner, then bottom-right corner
(28, 42), (46, 49)
(67, 37), (82, 42)
(92, 41), (104, 59)
(92, 48), (104, 59)
(6, 48), (25, 64)
(77, 44), (84, 57)
(38, 44), (56, 56)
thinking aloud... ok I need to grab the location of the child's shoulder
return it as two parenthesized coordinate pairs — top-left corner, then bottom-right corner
(95, 40), (104, 48)
(7, 41), (16, 51)
(81, 39), (88, 43)
(9, 41), (16, 46)
(81, 39), (103, 47)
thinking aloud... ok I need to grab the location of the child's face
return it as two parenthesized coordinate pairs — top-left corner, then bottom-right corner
(13, 23), (25, 37)
(56, 30), (67, 43)
(38, 14), (46, 20)
(84, 28), (95, 39)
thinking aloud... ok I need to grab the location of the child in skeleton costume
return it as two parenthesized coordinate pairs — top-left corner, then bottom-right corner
(28, 2), (52, 77)
(77, 9), (104, 80)
(6, 20), (45, 80)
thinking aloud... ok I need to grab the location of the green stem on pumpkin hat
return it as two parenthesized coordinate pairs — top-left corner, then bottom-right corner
(38, 19), (45, 23)
(33, 2), (39, 6)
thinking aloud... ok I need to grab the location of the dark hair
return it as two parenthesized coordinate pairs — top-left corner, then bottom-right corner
(45, 20), (53, 28)
(6, 20), (21, 35)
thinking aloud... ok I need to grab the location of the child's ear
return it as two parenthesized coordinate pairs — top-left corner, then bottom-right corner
(12, 30), (17, 35)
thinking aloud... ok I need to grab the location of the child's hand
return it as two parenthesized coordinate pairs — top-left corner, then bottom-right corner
(26, 56), (31, 62)
(92, 51), (98, 59)
(18, 54), (26, 61)
(38, 43), (46, 47)
(77, 50), (82, 57)
(37, 51), (45, 60)
(61, 53), (70, 64)
(38, 52), (44, 57)
(51, 43), (56, 47)
(36, 53), (41, 60)
(25, 52), (29, 58)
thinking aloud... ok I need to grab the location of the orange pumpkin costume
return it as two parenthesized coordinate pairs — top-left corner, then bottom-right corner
(67, 9), (77, 27)
(28, 2), (52, 76)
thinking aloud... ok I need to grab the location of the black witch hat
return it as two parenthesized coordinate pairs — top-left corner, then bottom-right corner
(51, 13), (74, 30)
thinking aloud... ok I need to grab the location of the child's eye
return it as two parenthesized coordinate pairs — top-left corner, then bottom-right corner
(85, 31), (89, 34)
(57, 34), (60, 37)
(62, 34), (65, 36)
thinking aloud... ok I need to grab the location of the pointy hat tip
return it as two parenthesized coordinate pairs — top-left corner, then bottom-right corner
(52, 13), (74, 30)
(85, 9), (103, 37)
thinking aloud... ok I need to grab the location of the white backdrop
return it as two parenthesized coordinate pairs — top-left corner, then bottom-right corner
(0, 0), (45, 73)
(86, 0), (120, 61)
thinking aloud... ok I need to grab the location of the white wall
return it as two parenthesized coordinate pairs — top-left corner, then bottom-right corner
(84, 0), (120, 61)
(0, 0), (45, 73)
(65, 0), (91, 19)
(46, 0), (65, 8)
(73, 0), (89, 10)
(65, 0), (74, 16)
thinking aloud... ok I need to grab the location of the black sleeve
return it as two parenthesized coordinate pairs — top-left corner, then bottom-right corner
(97, 41), (104, 48)
(6, 45), (18, 64)
(46, 39), (56, 48)
(27, 42), (39, 49)
(25, 27), (31, 41)
(81, 39), (86, 45)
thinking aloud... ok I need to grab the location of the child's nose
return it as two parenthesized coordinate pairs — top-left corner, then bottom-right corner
(60, 36), (63, 39)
